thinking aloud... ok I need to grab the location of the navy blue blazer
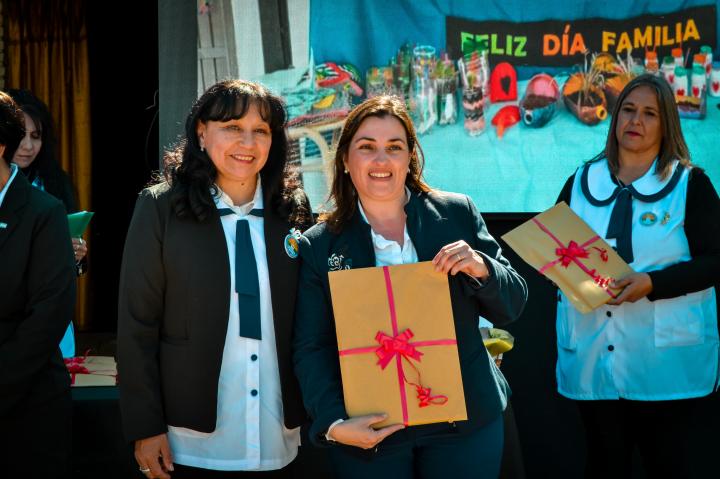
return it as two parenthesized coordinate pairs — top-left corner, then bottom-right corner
(292, 189), (528, 449)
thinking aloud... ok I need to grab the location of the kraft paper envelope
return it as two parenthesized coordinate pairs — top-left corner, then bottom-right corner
(502, 202), (633, 314)
(329, 261), (467, 427)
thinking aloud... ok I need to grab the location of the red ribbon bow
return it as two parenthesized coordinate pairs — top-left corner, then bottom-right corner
(375, 329), (423, 370)
(63, 350), (116, 385)
(415, 385), (448, 408)
(555, 240), (589, 267)
(64, 356), (90, 375)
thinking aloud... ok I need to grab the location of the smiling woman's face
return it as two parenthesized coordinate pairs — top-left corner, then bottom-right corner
(196, 102), (272, 191)
(344, 115), (410, 205)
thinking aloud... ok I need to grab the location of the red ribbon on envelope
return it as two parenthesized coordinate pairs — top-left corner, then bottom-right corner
(555, 240), (589, 267)
(338, 266), (456, 425)
(375, 330), (423, 369)
(533, 218), (617, 297)
(64, 351), (117, 385)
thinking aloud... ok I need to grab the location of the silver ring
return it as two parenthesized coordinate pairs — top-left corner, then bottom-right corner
(139, 466), (151, 473)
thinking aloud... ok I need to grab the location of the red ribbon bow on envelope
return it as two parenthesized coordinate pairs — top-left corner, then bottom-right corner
(63, 351), (116, 385)
(338, 267), (456, 423)
(533, 218), (617, 297)
(64, 356), (90, 375)
(556, 240), (589, 267)
(375, 330), (423, 369)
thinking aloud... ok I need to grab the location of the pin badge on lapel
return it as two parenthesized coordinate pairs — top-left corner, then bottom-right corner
(0, 222), (7, 229)
(660, 212), (671, 225)
(639, 212), (657, 226)
(328, 253), (351, 271)
(284, 228), (301, 259)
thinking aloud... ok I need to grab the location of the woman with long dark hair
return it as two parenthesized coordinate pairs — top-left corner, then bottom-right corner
(118, 79), (312, 478)
(555, 74), (720, 477)
(292, 95), (527, 478)
(9, 89), (87, 357)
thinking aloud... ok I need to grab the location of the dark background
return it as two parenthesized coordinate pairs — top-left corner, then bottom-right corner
(86, 1), (159, 333)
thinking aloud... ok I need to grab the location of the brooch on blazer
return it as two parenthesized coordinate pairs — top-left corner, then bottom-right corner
(0, 222), (7, 229)
(284, 228), (301, 259)
(328, 253), (352, 271)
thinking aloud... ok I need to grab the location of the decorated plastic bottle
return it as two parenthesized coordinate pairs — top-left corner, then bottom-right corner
(435, 54), (457, 126)
(410, 45), (438, 134)
(671, 48), (684, 67)
(691, 64), (706, 98)
(709, 62), (720, 97)
(461, 85), (486, 136)
(631, 61), (646, 76)
(700, 46), (713, 77)
(645, 50), (659, 74)
(673, 66), (688, 97)
(661, 56), (676, 85)
(479, 48), (491, 99)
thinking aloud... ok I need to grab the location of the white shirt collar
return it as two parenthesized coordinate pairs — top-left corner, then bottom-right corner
(0, 163), (19, 209)
(213, 176), (264, 216)
(586, 158), (680, 199)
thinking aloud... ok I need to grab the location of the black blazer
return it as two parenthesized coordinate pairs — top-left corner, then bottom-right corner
(0, 170), (76, 416)
(292, 190), (528, 446)
(117, 182), (311, 443)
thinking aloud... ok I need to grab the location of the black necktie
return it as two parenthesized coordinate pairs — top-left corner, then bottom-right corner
(605, 187), (634, 263)
(218, 207), (264, 340)
(580, 160), (683, 264)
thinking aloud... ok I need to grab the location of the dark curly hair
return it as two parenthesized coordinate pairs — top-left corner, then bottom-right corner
(163, 79), (310, 228)
(0, 91), (26, 166)
(6, 89), (71, 206)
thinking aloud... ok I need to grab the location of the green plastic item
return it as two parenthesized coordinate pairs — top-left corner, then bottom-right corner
(67, 211), (94, 238)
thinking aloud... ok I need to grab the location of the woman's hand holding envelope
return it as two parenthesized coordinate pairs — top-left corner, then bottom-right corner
(327, 414), (405, 449)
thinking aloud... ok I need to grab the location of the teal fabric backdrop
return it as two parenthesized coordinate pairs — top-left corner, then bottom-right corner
(307, 1), (720, 213)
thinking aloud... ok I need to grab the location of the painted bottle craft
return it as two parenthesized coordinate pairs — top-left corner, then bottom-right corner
(593, 52), (634, 113)
(462, 87), (486, 136)
(709, 62), (720, 97)
(458, 49), (488, 136)
(520, 73), (559, 128)
(436, 54), (458, 126)
(562, 72), (607, 126)
(409, 45), (438, 135)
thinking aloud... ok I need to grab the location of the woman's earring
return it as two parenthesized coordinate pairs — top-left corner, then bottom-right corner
(344, 168), (349, 174)
(201, 145), (205, 152)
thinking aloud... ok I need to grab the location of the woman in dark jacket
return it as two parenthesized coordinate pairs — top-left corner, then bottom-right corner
(0, 91), (76, 477)
(9, 89), (87, 358)
(292, 95), (527, 478)
(118, 79), (313, 479)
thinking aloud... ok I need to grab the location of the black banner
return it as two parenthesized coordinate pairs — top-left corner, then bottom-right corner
(446, 5), (716, 67)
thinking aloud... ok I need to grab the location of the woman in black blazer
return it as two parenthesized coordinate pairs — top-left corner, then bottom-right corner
(9, 89), (87, 359)
(292, 95), (527, 478)
(0, 92), (77, 477)
(118, 80), (312, 478)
